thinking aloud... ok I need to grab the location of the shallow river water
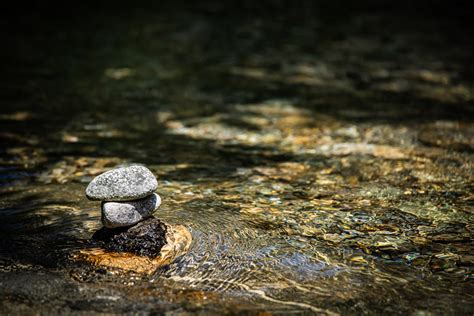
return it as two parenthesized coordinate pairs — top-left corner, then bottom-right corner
(1, 2), (473, 314)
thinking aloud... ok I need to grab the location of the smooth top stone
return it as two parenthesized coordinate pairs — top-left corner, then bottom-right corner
(86, 165), (158, 201)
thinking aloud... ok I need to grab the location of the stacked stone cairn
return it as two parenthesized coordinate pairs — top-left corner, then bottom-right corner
(79, 165), (191, 273)
(85, 165), (161, 229)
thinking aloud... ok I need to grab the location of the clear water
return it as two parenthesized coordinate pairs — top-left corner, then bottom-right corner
(1, 3), (473, 314)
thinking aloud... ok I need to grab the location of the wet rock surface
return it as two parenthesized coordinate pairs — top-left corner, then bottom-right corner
(101, 193), (161, 228)
(85, 165), (158, 201)
(92, 217), (168, 257)
(0, 2), (473, 315)
(74, 222), (192, 274)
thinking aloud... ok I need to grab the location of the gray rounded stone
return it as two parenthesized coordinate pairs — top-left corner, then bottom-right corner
(101, 193), (161, 228)
(86, 165), (158, 201)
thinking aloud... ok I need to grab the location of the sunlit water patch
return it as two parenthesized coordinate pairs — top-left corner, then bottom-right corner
(1, 2), (473, 314)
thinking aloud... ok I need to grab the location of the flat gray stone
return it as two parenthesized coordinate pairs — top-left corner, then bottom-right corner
(86, 165), (158, 201)
(101, 193), (161, 228)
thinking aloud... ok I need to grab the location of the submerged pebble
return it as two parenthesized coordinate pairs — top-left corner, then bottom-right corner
(101, 193), (161, 228)
(85, 165), (158, 201)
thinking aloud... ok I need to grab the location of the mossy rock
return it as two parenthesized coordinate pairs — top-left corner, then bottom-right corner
(73, 218), (192, 274)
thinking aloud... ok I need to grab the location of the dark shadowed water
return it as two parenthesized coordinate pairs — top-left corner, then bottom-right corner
(0, 2), (473, 314)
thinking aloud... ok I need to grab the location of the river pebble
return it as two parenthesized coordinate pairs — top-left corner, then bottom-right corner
(101, 193), (161, 228)
(85, 165), (157, 201)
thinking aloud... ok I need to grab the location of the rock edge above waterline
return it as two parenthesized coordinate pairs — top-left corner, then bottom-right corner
(75, 220), (192, 274)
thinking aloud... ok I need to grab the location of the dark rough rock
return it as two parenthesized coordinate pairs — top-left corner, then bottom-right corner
(85, 165), (158, 201)
(101, 193), (161, 228)
(92, 217), (167, 257)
